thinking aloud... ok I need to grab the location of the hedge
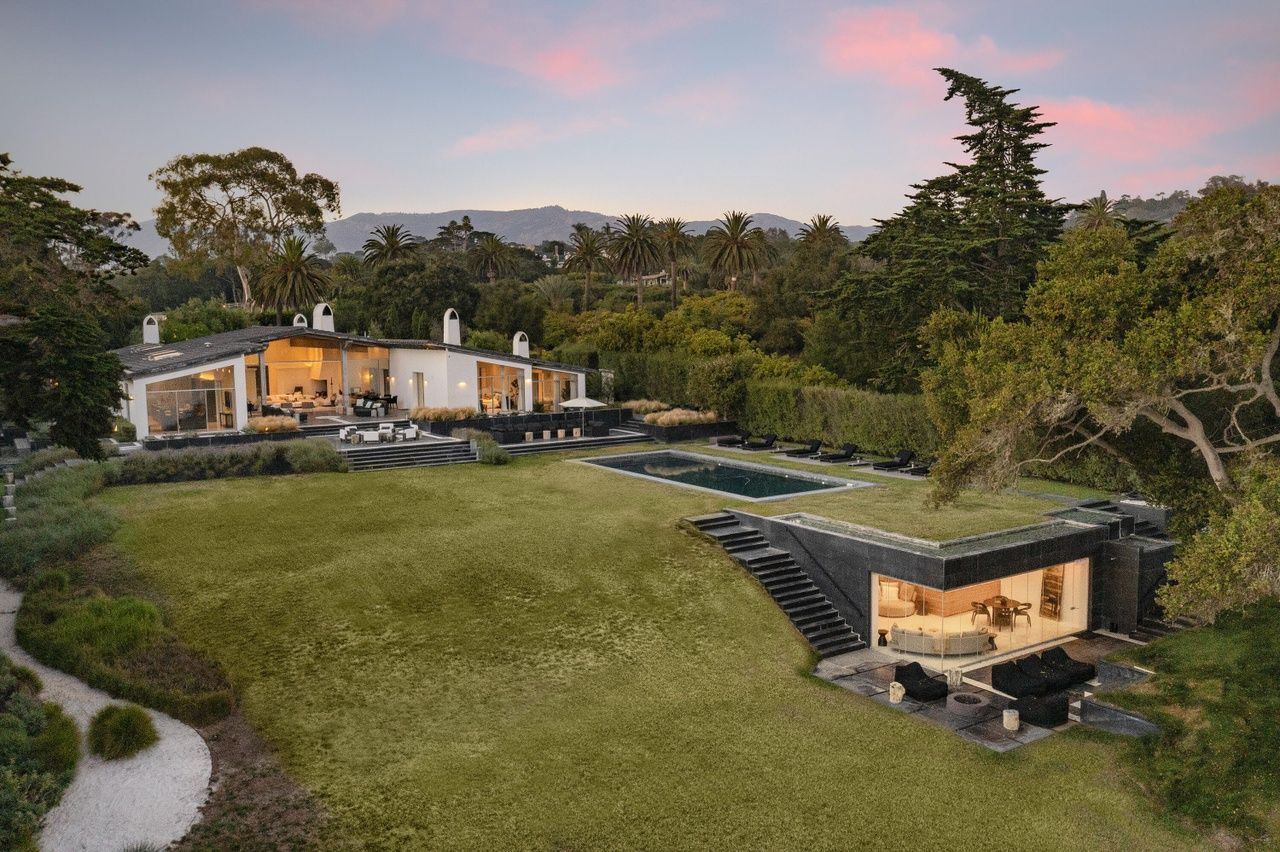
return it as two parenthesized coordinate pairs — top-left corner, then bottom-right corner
(104, 439), (346, 485)
(742, 381), (939, 457)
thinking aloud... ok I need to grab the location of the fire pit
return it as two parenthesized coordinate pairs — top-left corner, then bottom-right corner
(946, 691), (991, 717)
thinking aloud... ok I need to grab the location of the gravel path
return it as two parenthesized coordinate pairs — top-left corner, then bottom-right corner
(0, 583), (212, 851)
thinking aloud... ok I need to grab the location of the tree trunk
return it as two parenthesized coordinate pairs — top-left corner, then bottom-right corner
(583, 269), (592, 309)
(236, 265), (253, 305)
(1142, 402), (1238, 499)
(635, 277), (642, 307)
(275, 307), (284, 326)
(670, 260), (678, 308)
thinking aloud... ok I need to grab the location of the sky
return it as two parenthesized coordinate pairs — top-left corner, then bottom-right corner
(3, 0), (1278, 226)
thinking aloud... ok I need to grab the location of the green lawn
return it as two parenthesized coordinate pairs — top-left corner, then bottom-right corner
(102, 453), (1195, 849)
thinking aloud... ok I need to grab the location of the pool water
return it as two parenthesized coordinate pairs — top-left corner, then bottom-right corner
(586, 450), (861, 500)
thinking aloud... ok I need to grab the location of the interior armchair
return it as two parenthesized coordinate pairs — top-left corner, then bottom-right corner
(877, 578), (918, 618)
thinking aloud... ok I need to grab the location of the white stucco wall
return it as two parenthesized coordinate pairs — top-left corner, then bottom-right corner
(388, 349), (451, 409)
(121, 354), (247, 439)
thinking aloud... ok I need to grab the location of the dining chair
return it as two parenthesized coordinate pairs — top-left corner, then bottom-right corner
(970, 601), (990, 625)
(1013, 602), (1033, 629)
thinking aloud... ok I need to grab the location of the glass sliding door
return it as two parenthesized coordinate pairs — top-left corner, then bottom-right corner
(145, 366), (237, 434)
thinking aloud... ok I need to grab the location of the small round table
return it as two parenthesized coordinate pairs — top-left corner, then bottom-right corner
(877, 628), (889, 647)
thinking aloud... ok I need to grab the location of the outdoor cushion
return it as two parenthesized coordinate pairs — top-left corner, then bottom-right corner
(1011, 692), (1070, 727)
(1041, 647), (1097, 684)
(1016, 655), (1075, 692)
(991, 661), (1048, 698)
(894, 662), (948, 702)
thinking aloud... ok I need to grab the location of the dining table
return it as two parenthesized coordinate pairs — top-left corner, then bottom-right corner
(983, 596), (1022, 631)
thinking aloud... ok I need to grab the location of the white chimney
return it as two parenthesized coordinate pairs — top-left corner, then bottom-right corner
(142, 314), (160, 344)
(443, 308), (461, 345)
(513, 331), (529, 358)
(292, 313), (308, 328)
(313, 302), (335, 332)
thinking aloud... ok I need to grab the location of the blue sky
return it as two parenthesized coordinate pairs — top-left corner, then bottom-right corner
(3, 1), (1277, 226)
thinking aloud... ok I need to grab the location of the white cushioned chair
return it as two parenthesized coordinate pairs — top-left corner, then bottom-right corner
(877, 578), (917, 618)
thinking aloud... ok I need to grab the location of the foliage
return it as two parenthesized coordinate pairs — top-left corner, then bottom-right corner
(113, 257), (233, 312)
(350, 254), (478, 339)
(245, 415), (300, 433)
(828, 69), (1066, 390)
(472, 280), (545, 342)
(463, 431), (511, 465)
(1157, 456), (1280, 621)
(105, 440), (346, 485)
(744, 381), (939, 456)
(88, 704), (158, 760)
(256, 236), (331, 323)
(643, 408), (717, 426)
(921, 184), (1280, 515)
(463, 329), (509, 352)
(151, 147), (340, 305)
(157, 297), (251, 343)
(609, 214), (661, 305)
(0, 467), (116, 584)
(1107, 600), (1280, 841)
(655, 217), (692, 307)
(563, 226), (611, 308)
(13, 447), (79, 479)
(362, 224), (421, 266)
(619, 399), (670, 415)
(703, 211), (771, 291)
(468, 234), (516, 284)
(409, 406), (477, 422)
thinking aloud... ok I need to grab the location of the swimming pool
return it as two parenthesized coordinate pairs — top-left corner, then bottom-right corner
(583, 450), (870, 501)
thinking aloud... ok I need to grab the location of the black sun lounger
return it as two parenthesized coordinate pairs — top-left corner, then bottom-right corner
(742, 433), (777, 451)
(872, 449), (915, 471)
(814, 443), (858, 463)
(779, 440), (822, 457)
(715, 431), (750, 447)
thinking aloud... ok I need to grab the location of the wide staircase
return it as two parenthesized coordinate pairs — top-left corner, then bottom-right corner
(1076, 499), (1170, 540)
(301, 418), (410, 439)
(505, 430), (652, 457)
(340, 439), (476, 472)
(688, 511), (865, 657)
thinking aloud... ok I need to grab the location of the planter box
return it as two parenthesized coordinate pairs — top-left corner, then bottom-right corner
(626, 419), (737, 443)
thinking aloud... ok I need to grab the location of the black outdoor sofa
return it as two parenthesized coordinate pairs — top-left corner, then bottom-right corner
(814, 443), (859, 463)
(993, 646), (1098, 699)
(715, 431), (751, 447)
(779, 439), (822, 457)
(1011, 692), (1070, 727)
(991, 661), (1049, 698)
(872, 450), (916, 471)
(1041, 646), (1097, 683)
(742, 433), (778, 451)
(894, 662), (948, 702)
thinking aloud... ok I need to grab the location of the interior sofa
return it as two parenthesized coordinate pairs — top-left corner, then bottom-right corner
(889, 624), (994, 656)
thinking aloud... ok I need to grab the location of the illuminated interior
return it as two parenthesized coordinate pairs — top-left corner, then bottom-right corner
(247, 337), (391, 408)
(477, 362), (525, 413)
(872, 559), (1090, 668)
(145, 366), (236, 434)
(532, 368), (576, 411)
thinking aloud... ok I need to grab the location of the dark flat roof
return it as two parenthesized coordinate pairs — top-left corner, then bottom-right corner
(112, 326), (591, 379)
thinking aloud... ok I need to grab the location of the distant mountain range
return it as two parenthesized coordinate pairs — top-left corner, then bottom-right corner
(120, 205), (875, 258)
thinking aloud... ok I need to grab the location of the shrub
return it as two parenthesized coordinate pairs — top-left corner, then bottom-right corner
(742, 381), (939, 457)
(0, 467), (116, 583)
(88, 704), (157, 760)
(245, 415), (299, 434)
(409, 406), (478, 422)
(644, 408), (718, 427)
(10, 668), (40, 696)
(111, 417), (137, 443)
(105, 440), (345, 485)
(14, 447), (79, 479)
(620, 399), (670, 415)
(29, 571), (68, 594)
(30, 705), (79, 775)
(471, 432), (512, 465)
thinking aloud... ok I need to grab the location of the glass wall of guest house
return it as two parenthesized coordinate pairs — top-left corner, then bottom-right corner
(532, 368), (576, 411)
(247, 338), (390, 407)
(477, 362), (524, 413)
(872, 559), (1090, 667)
(145, 365), (237, 434)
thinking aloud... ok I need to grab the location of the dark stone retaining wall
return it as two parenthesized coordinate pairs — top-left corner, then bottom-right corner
(623, 420), (737, 443)
(425, 408), (633, 437)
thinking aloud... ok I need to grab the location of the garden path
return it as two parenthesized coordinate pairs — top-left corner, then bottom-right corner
(0, 582), (211, 852)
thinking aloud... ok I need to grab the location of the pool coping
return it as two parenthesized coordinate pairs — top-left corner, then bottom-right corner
(577, 449), (875, 503)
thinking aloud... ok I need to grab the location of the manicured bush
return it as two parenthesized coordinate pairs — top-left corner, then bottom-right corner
(620, 399), (670, 415)
(643, 408), (718, 427)
(88, 704), (157, 760)
(111, 417), (137, 443)
(30, 705), (79, 775)
(742, 381), (939, 457)
(470, 432), (512, 465)
(14, 447), (79, 479)
(0, 653), (77, 849)
(409, 406), (478, 422)
(105, 439), (346, 485)
(245, 415), (299, 434)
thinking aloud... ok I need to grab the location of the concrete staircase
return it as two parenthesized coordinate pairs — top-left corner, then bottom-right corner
(340, 440), (476, 471)
(688, 511), (865, 657)
(505, 431), (653, 457)
(1076, 499), (1170, 540)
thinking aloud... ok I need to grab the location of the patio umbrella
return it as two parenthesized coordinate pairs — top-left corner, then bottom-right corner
(560, 396), (606, 433)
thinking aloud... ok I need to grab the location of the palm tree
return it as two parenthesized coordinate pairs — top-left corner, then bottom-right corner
(798, 214), (847, 247)
(564, 226), (611, 308)
(609, 214), (660, 306)
(704, 210), (770, 290)
(655, 217), (692, 307)
(362, 224), (420, 266)
(469, 233), (515, 283)
(531, 275), (576, 313)
(1076, 191), (1126, 230)
(258, 236), (330, 325)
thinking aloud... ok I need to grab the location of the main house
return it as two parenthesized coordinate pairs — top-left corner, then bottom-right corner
(112, 305), (590, 439)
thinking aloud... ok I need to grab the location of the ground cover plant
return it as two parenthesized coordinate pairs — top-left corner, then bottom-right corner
(0, 650), (79, 850)
(88, 704), (158, 760)
(1105, 600), (1280, 842)
(102, 451), (1198, 848)
(104, 439), (346, 485)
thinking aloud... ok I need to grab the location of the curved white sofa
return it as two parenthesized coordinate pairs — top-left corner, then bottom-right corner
(889, 624), (993, 656)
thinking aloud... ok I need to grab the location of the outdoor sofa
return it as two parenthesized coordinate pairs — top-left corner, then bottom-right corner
(894, 662), (948, 702)
(1011, 692), (1069, 727)
(1041, 646), (1096, 684)
(991, 661), (1050, 698)
(1015, 654), (1075, 693)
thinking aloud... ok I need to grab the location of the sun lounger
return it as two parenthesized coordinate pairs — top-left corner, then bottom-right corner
(742, 433), (777, 451)
(872, 449), (915, 471)
(902, 457), (935, 476)
(779, 440), (822, 457)
(715, 431), (750, 447)
(814, 443), (858, 463)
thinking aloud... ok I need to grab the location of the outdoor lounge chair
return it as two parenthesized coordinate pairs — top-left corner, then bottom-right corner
(1011, 692), (1069, 727)
(742, 433), (778, 451)
(814, 443), (859, 463)
(779, 440), (822, 457)
(715, 431), (750, 447)
(893, 662), (948, 702)
(872, 450), (916, 471)
(990, 661), (1048, 698)
(1015, 655), (1074, 693)
(902, 457), (935, 476)
(1040, 647), (1096, 684)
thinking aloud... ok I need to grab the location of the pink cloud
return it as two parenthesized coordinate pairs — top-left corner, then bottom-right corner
(820, 7), (1064, 90)
(1039, 97), (1218, 164)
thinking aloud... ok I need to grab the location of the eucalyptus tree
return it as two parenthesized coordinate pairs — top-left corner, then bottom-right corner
(704, 210), (770, 291)
(151, 147), (340, 306)
(469, 233), (515, 283)
(609, 214), (661, 306)
(655, 217), (692, 307)
(564, 226), (611, 308)
(257, 236), (331, 324)
(362, 224), (421, 266)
